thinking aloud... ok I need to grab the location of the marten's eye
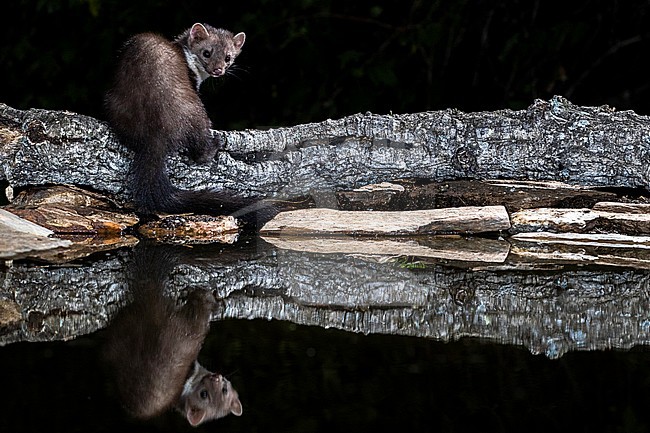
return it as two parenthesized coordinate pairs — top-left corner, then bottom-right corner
(222, 386), (228, 395)
(225, 55), (231, 63)
(200, 390), (209, 399)
(202, 49), (212, 58)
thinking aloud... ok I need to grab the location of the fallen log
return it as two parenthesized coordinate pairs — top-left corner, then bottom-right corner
(2, 96), (650, 205)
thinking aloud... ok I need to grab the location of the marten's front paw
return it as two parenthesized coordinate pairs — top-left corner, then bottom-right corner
(186, 144), (218, 164)
(212, 132), (226, 151)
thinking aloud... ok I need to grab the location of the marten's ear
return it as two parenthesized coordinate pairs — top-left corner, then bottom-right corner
(233, 32), (246, 50)
(186, 407), (207, 426)
(189, 23), (209, 44)
(231, 396), (243, 416)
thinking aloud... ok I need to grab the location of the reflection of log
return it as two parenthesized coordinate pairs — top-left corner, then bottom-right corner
(261, 235), (510, 263)
(512, 231), (650, 248)
(260, 206), (511, 235)
(3, 96), (650, 204)
(3, 243), (650, 359)
(0, 252), (129, 344)
(508, 231), (650, 269)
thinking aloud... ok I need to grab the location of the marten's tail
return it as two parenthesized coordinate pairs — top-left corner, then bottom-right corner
(130, 149), (279, 226)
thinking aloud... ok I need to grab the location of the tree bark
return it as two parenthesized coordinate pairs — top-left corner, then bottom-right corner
(2, 95), (649, 204)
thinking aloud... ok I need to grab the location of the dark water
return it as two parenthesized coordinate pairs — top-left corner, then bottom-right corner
(2, 237), (650, 432)
(1, 317), (650, 433)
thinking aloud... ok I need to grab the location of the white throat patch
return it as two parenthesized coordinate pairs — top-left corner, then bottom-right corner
(183, 48), (210, 89)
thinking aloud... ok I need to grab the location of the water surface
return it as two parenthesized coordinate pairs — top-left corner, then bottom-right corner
(1, 237), (650, 432)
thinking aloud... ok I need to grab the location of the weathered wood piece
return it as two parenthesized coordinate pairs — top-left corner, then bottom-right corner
(336, 179), (619, 212)
(1, 186), (141, 262)
(0, 209), (71, 260)
(593, 201), (650, 213)
(261, 235), (510, 263)
(11, 184), (125, 209)
(510, 207), (650, 234)
(5, 185), (138, 235)
(138, 214), (240, 244)
(7, 205), (138, 235)
(2, 96), (650, 204)
(260, 206), (511, 236)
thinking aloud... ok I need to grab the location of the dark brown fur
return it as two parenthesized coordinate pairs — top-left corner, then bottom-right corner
(103, 244), (242, 426)
(105, 23), (275, 225)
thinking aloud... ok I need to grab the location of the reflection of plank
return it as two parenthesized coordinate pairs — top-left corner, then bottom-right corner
(261, 206), (511, 235)
(0, 209), (71, 259)
(511, 231), (650, 248)
(510, 232), (650, 269)
(262, 235), (511, 263)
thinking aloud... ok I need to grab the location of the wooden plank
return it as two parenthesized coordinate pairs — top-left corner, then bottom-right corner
(138, 214), (240, 244)
(592, 202), (650, 213)
(261, 235), (510, 263)
(510, 207), (650, 234)
(260, 206), (511, 236)
(0, 209), (71, 259)
(510, 208), (598, 233)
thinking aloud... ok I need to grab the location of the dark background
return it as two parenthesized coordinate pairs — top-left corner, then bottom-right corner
(2, 319), (650, 433)
(2, 0), (650, 130)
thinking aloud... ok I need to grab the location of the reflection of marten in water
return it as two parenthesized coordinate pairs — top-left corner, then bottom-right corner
(102, 243), (242, 426)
